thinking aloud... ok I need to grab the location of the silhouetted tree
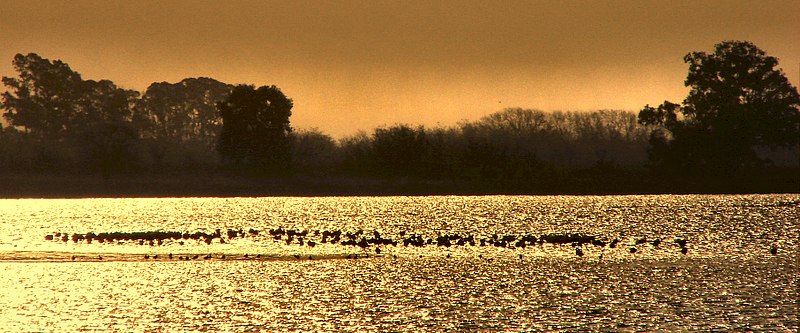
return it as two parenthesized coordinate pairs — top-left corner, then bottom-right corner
(371, 124), (427, 177)
(136, 78), (233, 145)
(1, 53), (142, 175)
(639, 41), (800, 174)
(217, 84), (293, 173)
(337, 131), (373, 175)
(1, 53), (86, 138)
(74, 79), (141, 176)
(291, 128), (337, 175)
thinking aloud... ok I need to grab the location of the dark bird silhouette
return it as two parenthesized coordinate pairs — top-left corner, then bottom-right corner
(629, 247), (637, 254)
(770, 245), (778, 255)
(576, 247), (584, 257)
(680, 247), (688, 255)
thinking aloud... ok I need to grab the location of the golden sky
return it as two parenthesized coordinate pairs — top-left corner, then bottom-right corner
(2, 0), (798, 137)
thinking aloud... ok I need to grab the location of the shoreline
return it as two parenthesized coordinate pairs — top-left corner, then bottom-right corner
(0, 172), (797, 198)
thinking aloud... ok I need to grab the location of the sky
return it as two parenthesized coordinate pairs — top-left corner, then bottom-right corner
(1, 0), (798, 138)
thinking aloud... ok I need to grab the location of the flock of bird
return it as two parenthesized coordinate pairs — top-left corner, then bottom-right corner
(40, 227), (725, 261)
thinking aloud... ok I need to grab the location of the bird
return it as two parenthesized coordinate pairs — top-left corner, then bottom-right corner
(629, 247), (637, 254)
(770, 245), (778, 255)
(576, 247), (584, 257)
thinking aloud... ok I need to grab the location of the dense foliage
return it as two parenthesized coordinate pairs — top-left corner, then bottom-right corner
(0, 46), (797, 193)
(217, 85), (293, 174)
(639, 41), (800, 175)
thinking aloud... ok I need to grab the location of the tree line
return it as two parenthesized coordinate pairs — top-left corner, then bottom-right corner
(1, 40), (797, 193)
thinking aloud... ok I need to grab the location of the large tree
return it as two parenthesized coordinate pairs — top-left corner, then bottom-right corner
(1, 53), (86, 138)
(136, 77), (233, 145)
(1, 53), (140, 138)
(639, 41), (800, 174)
(217, 84), (293, 173)
(1, 53), (142, 175)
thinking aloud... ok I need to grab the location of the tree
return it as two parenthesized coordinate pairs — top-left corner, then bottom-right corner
(136, 78), (233, 145)
(1, 53), (142, 175)
(1, 53), (140, 138)
(371, 124), (428, 177)
(217, 84), (293, 173)
(290, 128), (338, 175)
(1, 53), (85, 138)
(639, 41), (800, 174)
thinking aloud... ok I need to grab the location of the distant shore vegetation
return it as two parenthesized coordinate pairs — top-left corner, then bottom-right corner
(1, 40), (797, 196)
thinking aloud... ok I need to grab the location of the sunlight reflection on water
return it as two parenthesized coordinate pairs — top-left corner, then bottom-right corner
(0, 195), (797, 331)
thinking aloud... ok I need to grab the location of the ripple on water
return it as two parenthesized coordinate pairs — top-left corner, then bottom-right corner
(0, 255), (796, 332)
(0, 194), (797, 331)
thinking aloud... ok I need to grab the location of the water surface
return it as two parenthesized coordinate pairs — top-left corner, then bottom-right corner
(0, 195), (797, 332)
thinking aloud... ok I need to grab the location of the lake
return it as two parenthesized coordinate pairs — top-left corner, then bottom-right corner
(0, 195), (797, 332)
